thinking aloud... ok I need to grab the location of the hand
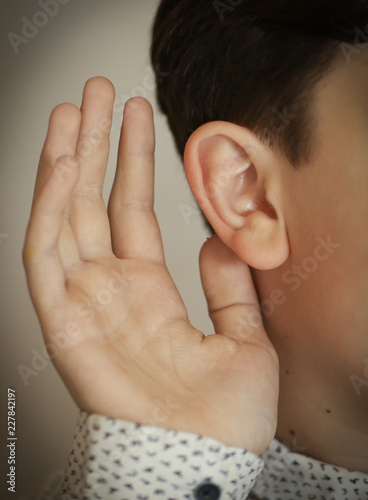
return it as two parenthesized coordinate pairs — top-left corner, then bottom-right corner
(22, 77), (279, 455)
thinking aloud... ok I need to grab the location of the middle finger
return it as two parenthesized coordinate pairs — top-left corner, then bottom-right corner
(69, 77), (115, 260)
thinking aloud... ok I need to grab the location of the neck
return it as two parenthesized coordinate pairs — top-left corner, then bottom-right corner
(251, 265), (368, 473)
(270, 338), (368, 473)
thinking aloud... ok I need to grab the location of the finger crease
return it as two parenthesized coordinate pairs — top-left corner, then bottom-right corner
(119, 199), (153, 211)
(209, 302), (260, 315)
(72, 184), (103, 199)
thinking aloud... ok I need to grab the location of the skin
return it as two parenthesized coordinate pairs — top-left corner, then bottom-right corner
(23, 78), (278, 456)
(183, 51), (368, 473)
(23, 49), (368, 474)
(253, 51), (368, 472)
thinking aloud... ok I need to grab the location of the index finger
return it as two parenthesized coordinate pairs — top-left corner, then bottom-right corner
(33, 103), (81, 202)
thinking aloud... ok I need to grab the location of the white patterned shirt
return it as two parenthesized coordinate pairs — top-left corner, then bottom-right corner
(36, 412), (368, 500)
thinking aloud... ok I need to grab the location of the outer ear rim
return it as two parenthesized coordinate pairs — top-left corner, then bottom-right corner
(183, 121), (290, 271)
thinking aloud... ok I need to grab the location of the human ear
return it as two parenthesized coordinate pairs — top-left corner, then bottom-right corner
(183, 122), (290, 270)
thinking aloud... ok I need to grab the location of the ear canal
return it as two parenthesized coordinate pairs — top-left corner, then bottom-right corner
(255, 197), (278, 220)
(236, 167), (278, 221)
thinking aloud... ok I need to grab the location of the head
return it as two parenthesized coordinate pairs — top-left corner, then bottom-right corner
(151, 0), (368, 416)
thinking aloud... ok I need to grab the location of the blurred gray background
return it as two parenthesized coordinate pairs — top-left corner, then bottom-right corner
(0, 1), (213, 496)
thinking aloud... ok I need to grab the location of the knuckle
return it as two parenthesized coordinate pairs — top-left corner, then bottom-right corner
(71, 183), (102, 199)
(56, 154), (78, 168)
(121, 198), (153, 212)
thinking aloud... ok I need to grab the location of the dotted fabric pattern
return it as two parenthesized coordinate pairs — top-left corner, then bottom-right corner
(60, 411), (264, 499)
(35, 412), (368, 500)
(252, 439), (368, 500)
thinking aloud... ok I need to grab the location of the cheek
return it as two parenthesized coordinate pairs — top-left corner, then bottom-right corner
(261, 197), (367, 364)
(287, 150), (368, 316)
(286, 208), (368, 375)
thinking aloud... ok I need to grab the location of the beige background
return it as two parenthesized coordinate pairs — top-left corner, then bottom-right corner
(0, 1), (213, 497)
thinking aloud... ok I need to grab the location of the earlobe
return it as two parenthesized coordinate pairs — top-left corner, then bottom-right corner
(184, 122), (290, 270)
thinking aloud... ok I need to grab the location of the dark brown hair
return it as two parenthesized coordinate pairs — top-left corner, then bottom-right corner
(151, 0), (368, 167)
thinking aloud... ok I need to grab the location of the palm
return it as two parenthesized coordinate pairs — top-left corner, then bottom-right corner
(23, 78), (278, 455)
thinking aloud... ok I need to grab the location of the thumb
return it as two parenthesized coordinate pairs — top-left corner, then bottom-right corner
(199, 235), (266, 343)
